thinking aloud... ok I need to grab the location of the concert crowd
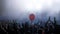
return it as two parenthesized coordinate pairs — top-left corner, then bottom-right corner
(0, 17), (60, 34)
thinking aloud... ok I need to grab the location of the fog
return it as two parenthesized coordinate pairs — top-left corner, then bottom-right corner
(0, 0), (60, 24)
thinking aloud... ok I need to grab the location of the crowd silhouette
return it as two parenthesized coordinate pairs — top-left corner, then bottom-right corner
(0, 17), (60, 34)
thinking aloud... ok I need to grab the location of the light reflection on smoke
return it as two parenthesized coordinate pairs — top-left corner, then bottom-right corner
(1, 0), (60, 21)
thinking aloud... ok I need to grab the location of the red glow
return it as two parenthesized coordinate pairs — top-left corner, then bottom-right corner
(29, 14), (35, 21)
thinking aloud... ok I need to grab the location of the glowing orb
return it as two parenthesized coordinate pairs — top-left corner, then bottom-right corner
(29, 14), (35, 21)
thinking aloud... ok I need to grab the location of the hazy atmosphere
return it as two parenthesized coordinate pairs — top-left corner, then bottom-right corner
(0, 0), (60, 24)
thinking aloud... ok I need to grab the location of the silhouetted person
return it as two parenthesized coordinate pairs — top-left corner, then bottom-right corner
(45, 17), (55, 34)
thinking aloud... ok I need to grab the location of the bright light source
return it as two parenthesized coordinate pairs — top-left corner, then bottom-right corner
(23, 0), (44, 11)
